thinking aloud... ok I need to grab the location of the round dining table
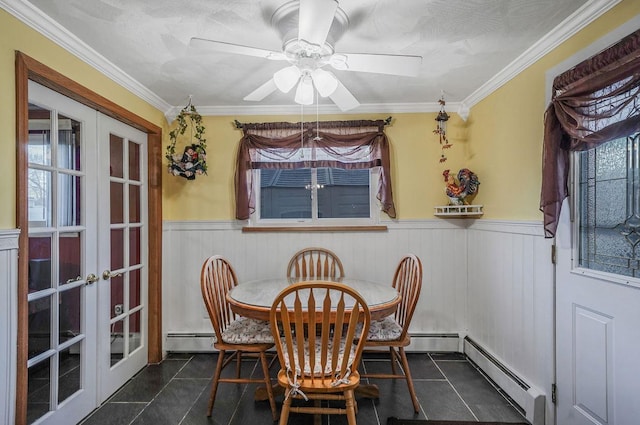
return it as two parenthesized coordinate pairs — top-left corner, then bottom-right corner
(227, 277), (400, 321)
(227, 276), (399, 402)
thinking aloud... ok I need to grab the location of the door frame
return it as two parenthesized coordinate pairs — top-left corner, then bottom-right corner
(15, 52), (163, 425)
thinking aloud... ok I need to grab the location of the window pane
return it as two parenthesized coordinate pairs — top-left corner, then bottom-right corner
(129, 184), (140, 223)
(110, 134), (124, 178)
(58, 173), (81, 227)
(110, 274), (124, 320)
(111, 229), (124, 270)
(28, 104), (52, 166)
(27, 359), (52, 423)
(57, 114), (81, 170)
(58, 341), (81, 404)
(317, 168), (370, 218)
(29, 236), (52, 291)
(260, 168), (312, 219)
(110, 182), (124, 224)
(129, 269), (141, 309)
(28, 169), (51, 227)
(59, 285), (81, 344)
(59, 232), (81, 286)
(579, 135), (640, 277)
(28, 296), (52, 359)
(129, 141), (140, 181)
(129, 310), (142, 355)
(130, 227), (141, 266)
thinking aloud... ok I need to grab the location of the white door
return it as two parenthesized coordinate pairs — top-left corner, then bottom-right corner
(97, 115), (148, 401)
(555, 135), (640, 425)
(26, 82), (148, 424)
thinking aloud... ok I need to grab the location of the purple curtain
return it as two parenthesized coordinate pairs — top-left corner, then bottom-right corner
(234, 119), (396, 220)
(541, 28), (640, 238)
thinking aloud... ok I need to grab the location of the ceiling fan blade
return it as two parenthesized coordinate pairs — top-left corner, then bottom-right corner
(329, 80), (359, 111)
(244, 79), (278, 101)
(331, 53), (422, 77)
(298, 0), (338, 47)
(190, 37), (286, 60)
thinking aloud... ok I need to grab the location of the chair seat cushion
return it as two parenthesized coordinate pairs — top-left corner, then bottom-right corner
(366, 316), (403, 341)
(281, 338), (356, 377)
(221, 317), (274, 344)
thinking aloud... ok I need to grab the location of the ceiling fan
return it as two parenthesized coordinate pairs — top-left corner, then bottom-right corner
(190, 0), (422, 111)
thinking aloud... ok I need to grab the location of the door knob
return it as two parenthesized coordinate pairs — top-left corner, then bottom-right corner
(85, 273), (99, 284)
(102, 270), (123, 280)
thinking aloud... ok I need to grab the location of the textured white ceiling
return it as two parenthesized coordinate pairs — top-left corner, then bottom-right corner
(18, 0), (592, 113)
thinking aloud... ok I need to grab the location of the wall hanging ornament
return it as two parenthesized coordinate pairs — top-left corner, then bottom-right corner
(434, 93), (452, 163)
(166, 97), (207, 180)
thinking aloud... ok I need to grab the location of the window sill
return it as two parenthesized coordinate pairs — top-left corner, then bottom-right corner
(242, 225), (388, 233)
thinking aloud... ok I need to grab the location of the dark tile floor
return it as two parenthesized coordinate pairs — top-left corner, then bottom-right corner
(80, 352), (529, 425)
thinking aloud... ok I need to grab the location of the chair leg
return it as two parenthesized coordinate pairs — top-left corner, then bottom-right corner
(313, 401), (321, 425)
(279, 393), (292, 425)
(236, 351), (242, 378)
(259, 351), (278, 421)
(345, 389), (357, 425)
(398, 347), (420, 413)
(389, 347), (398, 375)
(207, 349), (226, 416)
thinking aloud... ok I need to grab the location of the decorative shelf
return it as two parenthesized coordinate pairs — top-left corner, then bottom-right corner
(434, 204), (483, 217)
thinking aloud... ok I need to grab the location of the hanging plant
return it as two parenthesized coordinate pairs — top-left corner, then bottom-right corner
(166, 103), (207, 180)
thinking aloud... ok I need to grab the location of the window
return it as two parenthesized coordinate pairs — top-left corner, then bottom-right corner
(578, 133), (640, 278)
(258, 167), (374, 221)
(235, 119), (396, 225)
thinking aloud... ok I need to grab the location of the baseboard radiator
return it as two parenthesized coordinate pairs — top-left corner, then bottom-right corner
(464, 336), (545, 425)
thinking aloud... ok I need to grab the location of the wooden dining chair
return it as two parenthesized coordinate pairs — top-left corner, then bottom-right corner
(270, 281), (371, 425)
(286, 247), (345, 279)
(362, 254), (423, 413)
(200, 255), (278, 421)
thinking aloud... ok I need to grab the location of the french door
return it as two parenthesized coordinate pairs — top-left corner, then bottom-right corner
(26, 81), (148, 424)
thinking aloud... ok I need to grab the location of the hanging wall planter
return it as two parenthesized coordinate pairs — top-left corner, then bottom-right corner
(166, 101), (207, 180)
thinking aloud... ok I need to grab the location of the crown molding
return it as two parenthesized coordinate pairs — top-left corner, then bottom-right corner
(462, 0), (623, 108)
(1, 0), (172, 113)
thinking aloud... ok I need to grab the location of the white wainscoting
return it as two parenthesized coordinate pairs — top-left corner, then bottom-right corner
(162, 219), (553, 424)
(0, 229), (19, 425)
(466, 220), (553, 425)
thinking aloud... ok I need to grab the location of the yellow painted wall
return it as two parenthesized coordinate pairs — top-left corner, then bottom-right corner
(0, 9), (166, 229)
(467, 0), (640, 220)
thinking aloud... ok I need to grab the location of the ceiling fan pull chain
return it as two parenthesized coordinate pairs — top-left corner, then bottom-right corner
(300, 103), (304, 158)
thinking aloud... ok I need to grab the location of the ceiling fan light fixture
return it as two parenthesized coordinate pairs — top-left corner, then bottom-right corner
(311, 68), (338, 97)
(294, 76), (314, 105)
(274, 66), (302, 93)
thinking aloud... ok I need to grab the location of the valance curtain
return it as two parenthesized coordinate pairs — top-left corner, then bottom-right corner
(541, 28), (640, 238)
(234, 119), (396, 220)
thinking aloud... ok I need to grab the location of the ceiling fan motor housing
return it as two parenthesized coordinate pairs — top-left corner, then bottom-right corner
(271, 0), (349, 61)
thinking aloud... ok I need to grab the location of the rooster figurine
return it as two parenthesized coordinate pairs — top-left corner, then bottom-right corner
(443, 168), (480, 205)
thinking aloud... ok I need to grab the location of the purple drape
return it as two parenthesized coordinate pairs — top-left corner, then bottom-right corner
(541, 28), (640, 238)
(234, 119), (396, 220)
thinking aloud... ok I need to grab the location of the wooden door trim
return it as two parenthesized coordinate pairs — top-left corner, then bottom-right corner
(15, 51), (163, 425)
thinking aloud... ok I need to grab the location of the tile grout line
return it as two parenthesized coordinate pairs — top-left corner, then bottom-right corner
(428, 353), (480, 422)
(127, 354), (197, 424)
